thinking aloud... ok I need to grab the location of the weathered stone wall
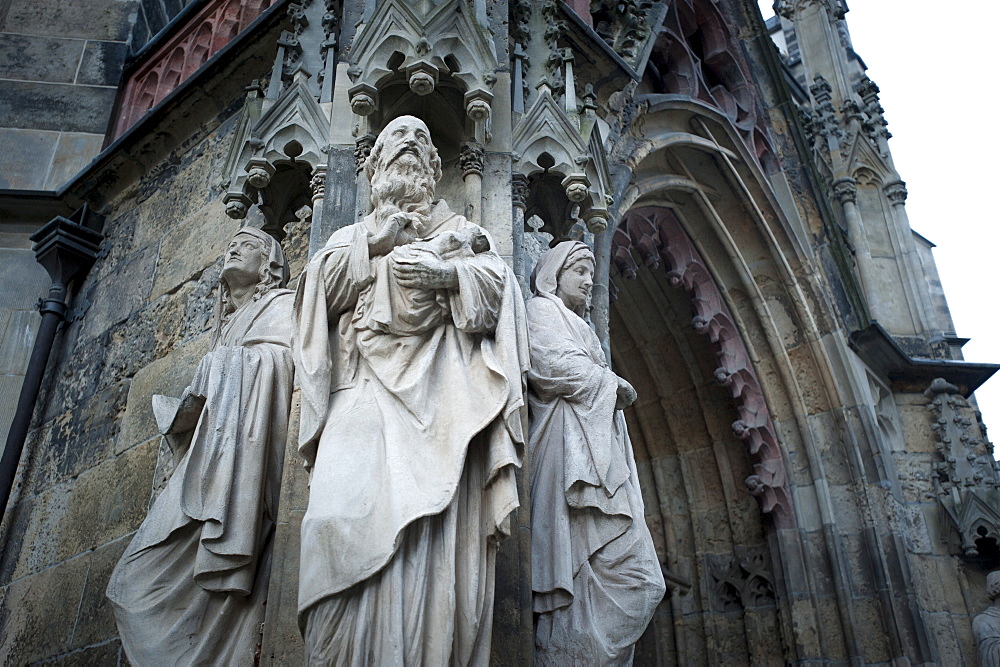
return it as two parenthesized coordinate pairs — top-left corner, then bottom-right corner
(0, 49), (308, 662)
(0, 0), (198, 191)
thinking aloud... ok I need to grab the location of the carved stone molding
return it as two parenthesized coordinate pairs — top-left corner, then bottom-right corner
(113, 0), (273, 138)
(612, 206), (794, 529)
(926, 378), (1000, 560)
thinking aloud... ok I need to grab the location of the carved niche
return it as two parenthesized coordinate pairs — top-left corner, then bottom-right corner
(219, 0), (341, 237)
(612, 206), (793, 529)
(512, 79), (612, 240)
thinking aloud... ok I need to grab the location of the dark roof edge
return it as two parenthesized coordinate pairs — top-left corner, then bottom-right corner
(850, 322), (999, 397)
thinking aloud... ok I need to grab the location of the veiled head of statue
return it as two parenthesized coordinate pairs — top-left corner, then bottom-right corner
(531, 241), (596, 316)
(367, 115), (442, 215)
(989, 571), (1000, 601)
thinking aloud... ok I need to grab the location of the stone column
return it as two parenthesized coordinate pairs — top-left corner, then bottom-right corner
(460, 140), (485, 227)
(832, 177), (878, 304)
(883, 179), (932, 333)
(511, 173), (529, 291)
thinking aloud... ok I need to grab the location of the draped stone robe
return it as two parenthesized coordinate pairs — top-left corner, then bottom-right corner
(974, 606), (1000, 666)
(107, 288), (294, 665)
(295, 200), (528, 664)
(527, 280), (665, 665)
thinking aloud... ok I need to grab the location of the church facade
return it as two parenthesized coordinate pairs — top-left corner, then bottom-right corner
(1, 0), (998, 663)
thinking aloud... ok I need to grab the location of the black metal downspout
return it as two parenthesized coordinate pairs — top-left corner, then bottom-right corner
(0, 209), (103, 518)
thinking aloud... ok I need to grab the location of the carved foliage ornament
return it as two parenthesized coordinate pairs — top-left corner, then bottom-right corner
(612, 207), (793, 529)
(707, 550), (777, 613)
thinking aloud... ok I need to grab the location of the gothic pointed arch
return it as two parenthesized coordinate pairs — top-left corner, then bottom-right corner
(601, 93), (928, 662)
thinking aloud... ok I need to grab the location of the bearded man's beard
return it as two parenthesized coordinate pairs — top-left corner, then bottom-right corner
(370, 154), (436, 234)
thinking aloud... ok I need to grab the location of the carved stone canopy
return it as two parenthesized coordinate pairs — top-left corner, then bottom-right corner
(512, 82), (611, 238)
(926, 378), (1000, 564)
(222, 70), (331, 234)
(346, 0), (497, 137)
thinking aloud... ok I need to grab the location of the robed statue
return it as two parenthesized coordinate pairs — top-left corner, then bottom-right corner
(107, 227), (295, 664)
(294, 115), (529, 663)
(527, 241), (665, 664)
(975, 571), (1000, 666)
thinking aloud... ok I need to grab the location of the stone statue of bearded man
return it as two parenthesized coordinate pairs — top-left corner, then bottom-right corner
(295, 115), (529, 664)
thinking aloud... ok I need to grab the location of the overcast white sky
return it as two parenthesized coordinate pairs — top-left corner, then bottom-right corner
(758, 0), (1000, 439)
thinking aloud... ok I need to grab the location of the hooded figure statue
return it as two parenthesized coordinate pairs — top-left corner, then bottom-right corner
(107, 226), (295, 665)
(528, 240), (666, 665)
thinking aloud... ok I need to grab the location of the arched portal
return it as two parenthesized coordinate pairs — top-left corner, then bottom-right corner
(594, 95), (925, 662)
(610, 205), (786, 664)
